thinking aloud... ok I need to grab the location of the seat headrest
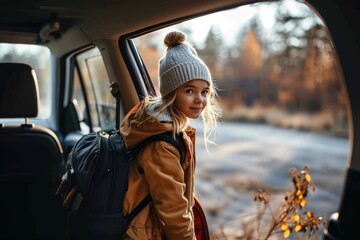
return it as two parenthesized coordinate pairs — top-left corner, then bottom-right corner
(0, 63), (39, 118)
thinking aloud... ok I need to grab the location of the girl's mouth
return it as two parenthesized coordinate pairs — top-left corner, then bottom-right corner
(191, 107), (203, 112)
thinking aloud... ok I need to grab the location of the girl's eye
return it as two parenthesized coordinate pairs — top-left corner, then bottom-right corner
(185, 89), (193, 93)
(202, 90), (209, 95)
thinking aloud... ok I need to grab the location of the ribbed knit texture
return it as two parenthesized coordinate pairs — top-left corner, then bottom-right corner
(159, 43), (212, 97)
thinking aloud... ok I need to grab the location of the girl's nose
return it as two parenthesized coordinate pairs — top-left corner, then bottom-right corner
(194, 94), (203, 104)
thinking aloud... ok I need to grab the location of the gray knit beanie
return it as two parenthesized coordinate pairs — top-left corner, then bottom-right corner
(159, 31), (212, 97)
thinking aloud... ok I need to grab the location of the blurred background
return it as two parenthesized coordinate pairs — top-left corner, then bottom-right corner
(135, 0), (350, 238)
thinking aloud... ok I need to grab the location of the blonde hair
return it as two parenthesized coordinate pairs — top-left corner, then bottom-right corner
(133, 92), (189, 134)
(201, 86), (222, 148)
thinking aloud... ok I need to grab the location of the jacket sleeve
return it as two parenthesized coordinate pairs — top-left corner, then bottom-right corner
(140, 141), (196, 240)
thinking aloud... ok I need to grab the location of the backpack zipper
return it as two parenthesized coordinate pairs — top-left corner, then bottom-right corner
(107, 135), (132, 213)
(89, 135), (106, 211)
(107, 135), (116, 213)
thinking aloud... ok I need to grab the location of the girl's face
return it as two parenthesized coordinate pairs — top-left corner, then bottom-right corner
(174, 79), (210, 119)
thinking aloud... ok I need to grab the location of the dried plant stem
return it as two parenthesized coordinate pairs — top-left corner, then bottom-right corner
(264, 208), (289, 239)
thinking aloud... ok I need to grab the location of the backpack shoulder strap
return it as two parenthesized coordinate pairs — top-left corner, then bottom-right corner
(132, 131), (186, 165)
(125, 131), (186, 223)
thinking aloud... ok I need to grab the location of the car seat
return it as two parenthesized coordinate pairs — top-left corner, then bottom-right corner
(0, 63), (66, 239)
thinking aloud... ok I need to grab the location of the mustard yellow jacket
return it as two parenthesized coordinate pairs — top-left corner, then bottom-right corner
(120, 101), (197, 240)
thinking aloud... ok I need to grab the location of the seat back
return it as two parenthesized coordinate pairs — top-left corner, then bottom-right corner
(0, 63), (66, 239)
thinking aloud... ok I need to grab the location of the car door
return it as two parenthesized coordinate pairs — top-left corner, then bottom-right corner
(61, 46), (117, 157)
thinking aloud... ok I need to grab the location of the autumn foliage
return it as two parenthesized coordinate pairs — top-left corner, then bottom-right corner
(253, 166), (326, 239)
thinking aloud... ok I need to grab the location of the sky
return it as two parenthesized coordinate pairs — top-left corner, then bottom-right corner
(153, 0), (315, 48)
(188, 3), (277, 45)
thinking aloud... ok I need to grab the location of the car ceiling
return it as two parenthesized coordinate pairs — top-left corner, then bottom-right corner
(1, 0), (359, 58)
(0, 0), (246, 46)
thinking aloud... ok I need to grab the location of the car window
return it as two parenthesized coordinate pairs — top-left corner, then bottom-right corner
(132, 0), (350, 238)
(0, 43), (51, 119)
(71, 47), (116, 132)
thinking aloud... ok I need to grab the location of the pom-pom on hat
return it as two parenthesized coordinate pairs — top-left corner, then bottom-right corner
(159, 31), (212, 97)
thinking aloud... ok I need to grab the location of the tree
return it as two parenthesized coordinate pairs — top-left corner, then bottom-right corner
(197, 26), (223, 79)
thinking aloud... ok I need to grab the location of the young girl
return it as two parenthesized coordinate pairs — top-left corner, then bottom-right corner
(120, 31), (221, 240)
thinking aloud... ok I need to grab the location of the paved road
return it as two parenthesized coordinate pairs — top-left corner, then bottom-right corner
(191, 121), (349, 237)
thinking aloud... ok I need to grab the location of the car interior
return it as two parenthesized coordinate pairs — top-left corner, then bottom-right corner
(0, 0), (359, 239)
(0, 62), (66, 238)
